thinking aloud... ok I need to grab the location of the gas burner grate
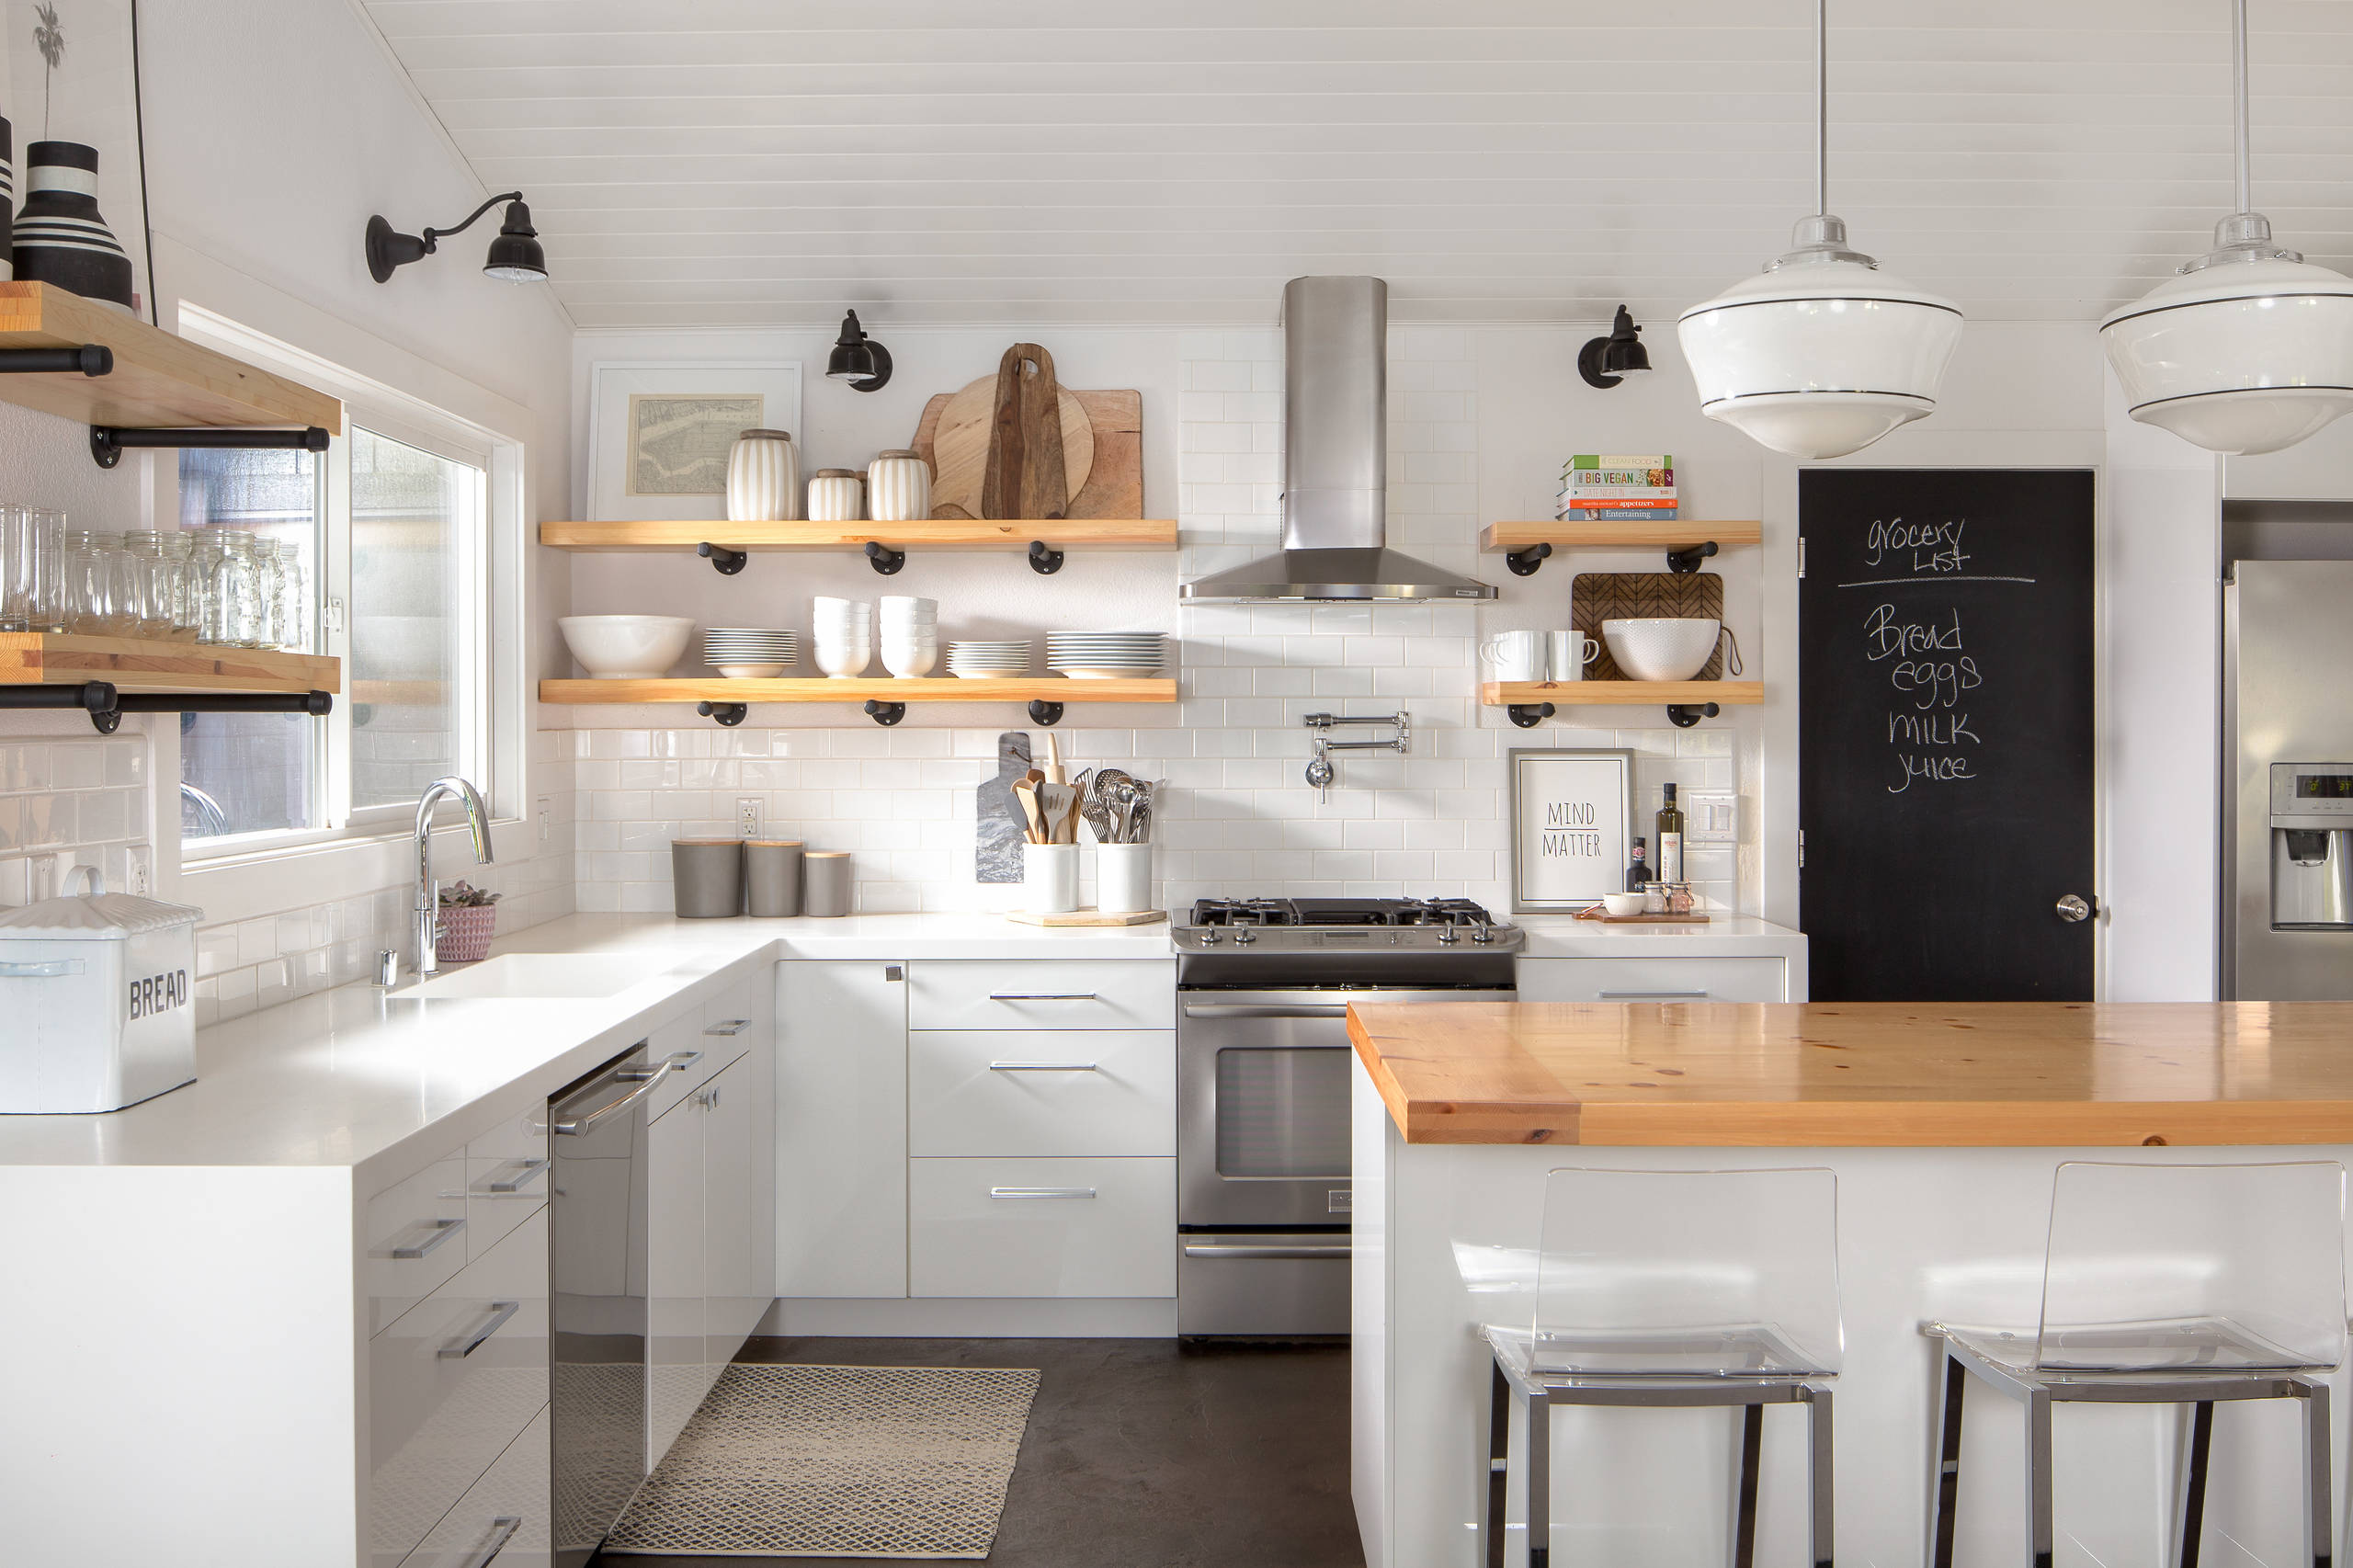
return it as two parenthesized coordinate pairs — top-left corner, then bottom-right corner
(1188, 896), (1501, 928)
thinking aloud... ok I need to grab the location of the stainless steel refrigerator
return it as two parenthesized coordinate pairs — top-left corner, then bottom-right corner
(2224, 559), (2353, 998)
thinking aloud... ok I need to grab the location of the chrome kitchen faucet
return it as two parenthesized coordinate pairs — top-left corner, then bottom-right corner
(410, 776), (494, 979)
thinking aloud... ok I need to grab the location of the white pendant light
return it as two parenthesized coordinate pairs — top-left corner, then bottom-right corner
(1677, 0), (1963, 460)
(2099, 0), (2353, 457)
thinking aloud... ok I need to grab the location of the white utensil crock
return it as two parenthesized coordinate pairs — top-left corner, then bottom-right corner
(1022, 843), (1079, 914)
(1095, 843), (1153, 915)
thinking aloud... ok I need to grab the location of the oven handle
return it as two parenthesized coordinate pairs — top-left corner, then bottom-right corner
(1182, 1241), (1354, 1260)
(1181, 1003), (1350, 1019)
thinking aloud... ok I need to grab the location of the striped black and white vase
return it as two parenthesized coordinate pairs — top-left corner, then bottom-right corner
(12, 142), (132, 311)
(0, 119), (13, 281)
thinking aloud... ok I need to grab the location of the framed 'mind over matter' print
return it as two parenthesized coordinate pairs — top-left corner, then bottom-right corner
(1508, 748), (1633, 913)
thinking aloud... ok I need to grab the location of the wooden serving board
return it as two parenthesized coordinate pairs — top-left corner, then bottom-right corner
(915, 386), (1142, 520)
(1572, 910), (1712, 925)
(1006, 908), (1168, 927)
(1571, 571), (1727, 682)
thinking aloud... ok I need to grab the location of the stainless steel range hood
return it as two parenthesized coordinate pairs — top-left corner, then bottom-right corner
(1180, 276), (1495, 603)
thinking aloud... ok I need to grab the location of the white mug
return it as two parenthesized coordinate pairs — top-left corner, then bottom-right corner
(1479, 629), (1546, 682)
(1546, 630), (1597, 682)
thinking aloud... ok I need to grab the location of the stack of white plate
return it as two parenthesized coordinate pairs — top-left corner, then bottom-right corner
(880, 596), (938, 678)
(812, 597), (872, 678)
(946, 640), (1031, 678)
(1046, 631), (1165, 679)
(702, 628), (799, 679)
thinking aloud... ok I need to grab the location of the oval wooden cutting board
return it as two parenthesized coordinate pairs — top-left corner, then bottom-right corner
(928, 374), (1094, 517)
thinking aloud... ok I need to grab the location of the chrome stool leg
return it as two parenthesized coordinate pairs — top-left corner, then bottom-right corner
(2300, 1379), (2331, 1568)
(2174, 1400), (2214, 1568)
(1487, 1364), (1508, 1568)
(1526, 1387), (1552, 1568)
(1928, 1346), (1966, 1568)
(1733, 1403), (1763, 1568)
(1806, 1384), (1836, 1568)
(2025, 1385), (2054, 1568)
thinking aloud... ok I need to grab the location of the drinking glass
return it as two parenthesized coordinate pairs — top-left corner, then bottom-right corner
(0, 506), (29, 631)
(121, 532), (171, 640)
(62, 530), (118, 635)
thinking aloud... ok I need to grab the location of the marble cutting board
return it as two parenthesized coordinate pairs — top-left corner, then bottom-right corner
(975, 731), (1033, 884)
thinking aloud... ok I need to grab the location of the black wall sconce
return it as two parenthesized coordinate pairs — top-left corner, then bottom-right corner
(1578, 304), (1651, 389)
(367, 192), (548, 285)
(826, 310), (892, 392)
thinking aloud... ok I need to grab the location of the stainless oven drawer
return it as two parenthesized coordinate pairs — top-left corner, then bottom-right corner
(1176, 1232), (1350, 1337)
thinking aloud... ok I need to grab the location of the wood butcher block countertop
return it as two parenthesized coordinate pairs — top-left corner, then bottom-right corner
(1346, 1000), (2353, 1146)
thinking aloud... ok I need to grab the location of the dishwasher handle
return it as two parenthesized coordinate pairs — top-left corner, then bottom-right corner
(1182, 1003), (1350, 1020)
(551, 1062), (665, 1136)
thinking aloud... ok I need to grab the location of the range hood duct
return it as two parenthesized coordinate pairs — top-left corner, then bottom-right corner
(1180, 276), (1496, 603)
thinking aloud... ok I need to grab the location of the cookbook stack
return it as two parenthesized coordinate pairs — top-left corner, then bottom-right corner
(1558, 454), (1677, 520)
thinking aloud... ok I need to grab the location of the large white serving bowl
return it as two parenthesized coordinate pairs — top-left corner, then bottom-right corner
(1602, 617), (1722, 682)
(559, 615), (696, 679)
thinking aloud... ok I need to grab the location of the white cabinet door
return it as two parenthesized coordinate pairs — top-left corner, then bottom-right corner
(776, 960), (908, 1298)
(646, 1096), (705, 1471)
(699, 1054), (762, 1389)
(1516, 956), (1790, 1004)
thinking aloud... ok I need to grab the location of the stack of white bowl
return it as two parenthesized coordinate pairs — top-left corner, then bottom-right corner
(812, 597), (872, 677)
(946, 640), (1031, 678)
(702, 627), (799, 678)
(1046, 631), (1165, 679)
(880, 596), (938, 677)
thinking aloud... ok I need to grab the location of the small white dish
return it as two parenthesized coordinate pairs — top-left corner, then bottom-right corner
(714, 662), (789, 679)
(1600, 892), (1647, 917)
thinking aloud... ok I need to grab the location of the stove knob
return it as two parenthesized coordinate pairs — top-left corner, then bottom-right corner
(1233, 927), (1256, 946)
(1436, 925), (1460, 944)
(1199, 929), (1222, 945)
(1472, 921), (1495, 944)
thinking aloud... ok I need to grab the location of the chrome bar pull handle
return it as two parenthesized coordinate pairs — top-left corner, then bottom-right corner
(988, 1061), (1100, 1072)
(1596, 990), (1712, 1000)
(703, 1019), (752, 1036)
(456, 1515), (523, 1568)
(438, 1300), (520, 1359)
(988, 1186), (1097, 1199)
(551, 1067), (667, 1135)
(988, 992), (1100, 1001)
(662, 1049), (703, 1072)
(391, 1216), (466, 1259)
(483, 1158), (549, 1194)
(1182, 1002), (1350, 1019)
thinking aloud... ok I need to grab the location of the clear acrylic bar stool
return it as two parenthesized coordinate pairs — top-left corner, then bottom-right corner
(1924, 1160), (2345, 1568)
(1481, 1167), (1842, 1568)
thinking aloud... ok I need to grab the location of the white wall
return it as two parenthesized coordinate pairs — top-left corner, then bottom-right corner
(0, 0), (577, 1023)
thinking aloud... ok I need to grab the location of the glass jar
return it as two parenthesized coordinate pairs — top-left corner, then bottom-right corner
(20, 509), (66, 632)
(62, 529), (119, 636)
(188, 530), (223, 644)
(203, 531), (257, 648)
(247, 538), (282, 651)
(120, 531), (172, 641)
(157, 531), (201, 641)
(274, 542), (307, 651)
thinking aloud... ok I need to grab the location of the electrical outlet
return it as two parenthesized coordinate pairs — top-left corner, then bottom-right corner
(736, 797), (763, 839)
(125, 845), (152, 895)
(536, 795), (553, 848)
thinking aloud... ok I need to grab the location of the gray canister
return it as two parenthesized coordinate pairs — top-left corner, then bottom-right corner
(745, 840), (804, 917)
(802, 851), (853, 917)
(671, 839), (745, 918)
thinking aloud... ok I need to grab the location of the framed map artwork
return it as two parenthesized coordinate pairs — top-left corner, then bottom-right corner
(588, 363), (801, 521)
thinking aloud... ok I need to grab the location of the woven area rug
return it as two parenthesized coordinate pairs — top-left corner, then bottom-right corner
(601, 1362), (1042, 1558)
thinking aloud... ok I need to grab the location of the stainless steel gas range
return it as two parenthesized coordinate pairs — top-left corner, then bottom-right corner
(1175, 897), (1521, 1336)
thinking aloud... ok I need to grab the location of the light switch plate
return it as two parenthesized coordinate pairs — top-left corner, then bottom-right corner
(1684, 790), (1739, 845)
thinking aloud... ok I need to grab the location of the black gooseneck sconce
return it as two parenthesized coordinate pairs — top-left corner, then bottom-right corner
(367, 192), (548, 285)
(826, 310), (892, 392)
(1578, 304), (1651, 389)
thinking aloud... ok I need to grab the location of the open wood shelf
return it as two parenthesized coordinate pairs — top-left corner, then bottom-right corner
(0, 634), (341, 695)
(540, 676), (1176, 705)
(540, 518), (1176, 553)
(1481, 680), (1763, 708)
(0, 283), (343, 434)
(1480, 519), (1762, 554)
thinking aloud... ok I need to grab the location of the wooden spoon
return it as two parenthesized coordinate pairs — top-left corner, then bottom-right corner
(1011, 779), (1045, 844)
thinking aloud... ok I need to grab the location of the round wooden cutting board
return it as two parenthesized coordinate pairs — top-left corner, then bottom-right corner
(928, 374), (1094, 517)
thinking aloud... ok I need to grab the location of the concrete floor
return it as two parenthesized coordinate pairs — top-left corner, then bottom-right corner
(596, 1335), (1363, 1568)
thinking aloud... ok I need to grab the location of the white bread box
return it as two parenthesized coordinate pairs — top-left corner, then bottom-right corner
(0, 867), (200, 1113)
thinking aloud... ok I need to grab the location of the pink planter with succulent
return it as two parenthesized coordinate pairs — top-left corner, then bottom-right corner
(435, 882), (500, 964)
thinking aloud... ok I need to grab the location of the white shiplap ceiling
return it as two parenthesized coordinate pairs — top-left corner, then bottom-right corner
(358, 0), (2353, 328)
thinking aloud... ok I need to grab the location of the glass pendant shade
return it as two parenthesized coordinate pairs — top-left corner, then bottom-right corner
(2100, 234), (2353, 457)
(1678, 220), (1964, 460)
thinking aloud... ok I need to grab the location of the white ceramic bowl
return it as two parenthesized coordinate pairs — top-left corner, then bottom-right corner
(1602, 617), (1721, 682)
(559, 615), (696, 679)
(1601, 892), (1647, 917)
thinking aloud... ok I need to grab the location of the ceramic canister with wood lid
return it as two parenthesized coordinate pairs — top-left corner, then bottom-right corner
(671, 839), (744, 918)
(745, 840), (803, 917)
(724, 429), (800, 522)
(868, 450), (932, 522)
(802, 851), (853, 917)
(806, 469), (865, 523)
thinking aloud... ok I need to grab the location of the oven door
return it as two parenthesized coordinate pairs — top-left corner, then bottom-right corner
(1177, 986), (1498, 1228)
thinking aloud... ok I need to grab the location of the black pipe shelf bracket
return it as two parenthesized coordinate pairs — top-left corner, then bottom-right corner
(0, 682), (333, 734)
(1505, 541), (1552, 577)
(1666, 701), (1722, 729)
(0, 344), (111, 377)
(863, 699), (907, 726)
(1027, 699), (1065, 727)
(1506, 702), (1556, 729)
(697, 542), (748, 576)
(91, 424), (331, 471)
(696, 700), (748, 728)
(864, 540), (906, 575)
(1028, 540), (1065, 575)
(1666, 540), (1720, 574)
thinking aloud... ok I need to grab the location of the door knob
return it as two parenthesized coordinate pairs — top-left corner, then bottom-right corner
(2056, 893), (2095, 923)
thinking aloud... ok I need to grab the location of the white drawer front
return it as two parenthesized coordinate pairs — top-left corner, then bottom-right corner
(1517, 956), (1789, 1005)
(466, 1102), (550, 1263)
(909, 1157), (1174, 1298)
(369, 1207), (551, 1568)
(906, 960), (1175, 1031)
(908, 1030), (1174, 1157)
(396, 1404), (551, 1568)
(366, 1151), (470, 1336)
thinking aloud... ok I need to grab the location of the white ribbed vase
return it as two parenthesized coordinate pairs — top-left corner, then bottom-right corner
(868, 449), (933, 522)
(723, 428), (800, 522)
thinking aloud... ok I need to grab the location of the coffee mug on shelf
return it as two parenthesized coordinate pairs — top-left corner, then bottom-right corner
(1477, 629), (1545, 683)
(1546, 630), (1597, 682)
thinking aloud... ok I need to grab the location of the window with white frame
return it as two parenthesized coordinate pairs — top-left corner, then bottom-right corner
(176, 314), (511, 858)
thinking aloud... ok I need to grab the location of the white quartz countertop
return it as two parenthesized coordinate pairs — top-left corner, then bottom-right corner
(0, 912), (1174, 1181)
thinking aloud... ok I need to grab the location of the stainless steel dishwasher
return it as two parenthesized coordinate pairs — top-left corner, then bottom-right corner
(548, 1041), (666, 1568)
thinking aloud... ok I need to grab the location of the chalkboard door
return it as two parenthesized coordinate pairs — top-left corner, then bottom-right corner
(1799, 469), (2097, 1001)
